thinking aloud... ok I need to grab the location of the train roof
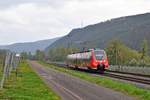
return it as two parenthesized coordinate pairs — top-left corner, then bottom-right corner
(71, 48), (104, 54)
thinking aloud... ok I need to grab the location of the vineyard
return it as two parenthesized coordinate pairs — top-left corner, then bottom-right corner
(0, 50), (20, 89)
(0, 50), (60, 99)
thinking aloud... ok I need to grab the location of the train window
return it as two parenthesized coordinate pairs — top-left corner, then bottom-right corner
(94, 50), (104, 55)
(94, 50), (106, 60)
(95, 55), (103, 60)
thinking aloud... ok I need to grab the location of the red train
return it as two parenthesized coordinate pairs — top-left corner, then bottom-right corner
(66, 49), (109, 73)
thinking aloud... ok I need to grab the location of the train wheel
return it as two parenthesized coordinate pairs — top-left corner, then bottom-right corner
(88, 67), (92, 72)
(66, 64), (69, 67)
(74, 65), (78, 70)
(88, 67), (91, 70)
(88, 67), (96, 73)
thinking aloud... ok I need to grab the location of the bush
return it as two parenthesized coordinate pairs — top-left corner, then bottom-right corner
(128, 59), (138, 66)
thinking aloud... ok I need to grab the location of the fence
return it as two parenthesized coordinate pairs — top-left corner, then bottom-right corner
(108, 65), (150, 75)
(0, 51), (20, 89)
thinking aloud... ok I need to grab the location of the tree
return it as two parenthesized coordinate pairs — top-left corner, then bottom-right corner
(106, 39), (122, 65)
(140, 39), (149, 60)
(105, 39), (141, 65)
(35, 50), (45, 61)
(140, 39), (149, 66)
(20, 52), (28, 59)
(48, 47), (79, 61)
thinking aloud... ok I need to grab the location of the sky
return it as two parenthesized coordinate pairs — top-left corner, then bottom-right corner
(0, 0), (150, 45)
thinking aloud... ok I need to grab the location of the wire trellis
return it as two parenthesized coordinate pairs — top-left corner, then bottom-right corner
(0, 51), (20, 89)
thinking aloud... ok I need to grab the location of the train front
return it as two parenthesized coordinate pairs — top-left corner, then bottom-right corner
(93, 49), (109, 72)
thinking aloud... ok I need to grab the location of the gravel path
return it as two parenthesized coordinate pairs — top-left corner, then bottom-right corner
(28, 61), (135, 100)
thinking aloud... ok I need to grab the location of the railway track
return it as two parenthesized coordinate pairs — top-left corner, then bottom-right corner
(103, 72), (150, 85)
(47, 62), (150, 85)
(106, 70), (150, 78)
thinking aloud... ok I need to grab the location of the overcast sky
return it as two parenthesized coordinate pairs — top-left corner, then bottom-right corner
(0, 0), (150, 45)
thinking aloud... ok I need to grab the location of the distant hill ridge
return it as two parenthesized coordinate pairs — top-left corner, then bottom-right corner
(46, 13), (150, 51)
(0, 37), (60, 53)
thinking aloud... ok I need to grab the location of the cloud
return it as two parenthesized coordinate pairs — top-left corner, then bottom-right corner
(0, 0), (63, 8)
(0, 0), (150, 45)
(0, 3), (68, 44)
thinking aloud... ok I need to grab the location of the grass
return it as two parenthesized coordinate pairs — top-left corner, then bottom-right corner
(0, 61), (60, 100)
(39, 61), (150, 100)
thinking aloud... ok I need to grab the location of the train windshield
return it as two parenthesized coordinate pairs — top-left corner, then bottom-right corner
(94, 50), (105, 60)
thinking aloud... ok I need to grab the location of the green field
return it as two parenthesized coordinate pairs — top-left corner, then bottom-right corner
(39, 61), (150, 100)
(0, 61), (60, 100)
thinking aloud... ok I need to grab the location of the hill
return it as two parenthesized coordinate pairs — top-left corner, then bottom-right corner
(46, 13), (150, 51)
(0, 37), (59, 53)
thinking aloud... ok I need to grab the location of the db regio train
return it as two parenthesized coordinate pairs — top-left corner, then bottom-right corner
(66, 49), (109, 73)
